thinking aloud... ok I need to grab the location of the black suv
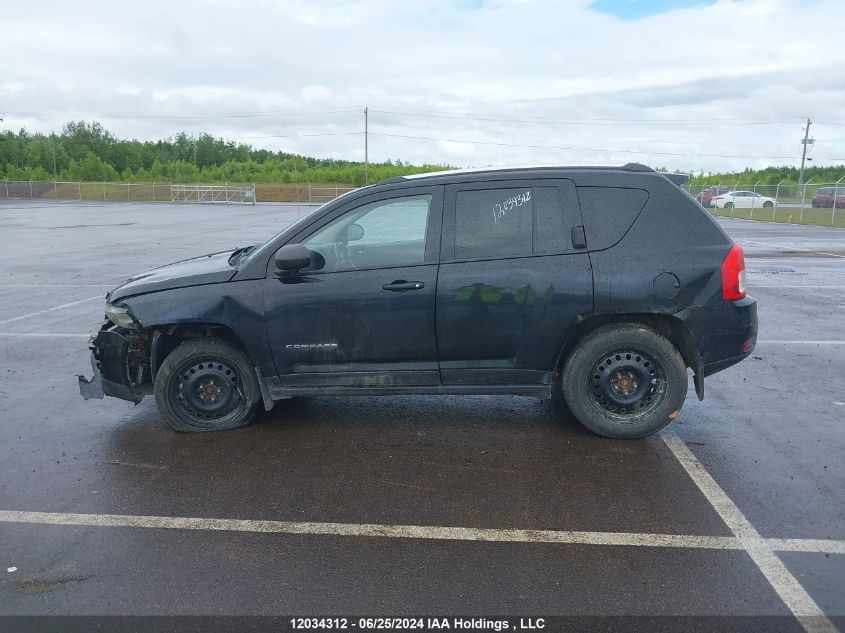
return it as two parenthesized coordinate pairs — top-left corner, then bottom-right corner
(78, 164), (757, 438)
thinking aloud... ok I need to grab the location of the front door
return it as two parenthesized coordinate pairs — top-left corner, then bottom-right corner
(264, 186), (443, 388)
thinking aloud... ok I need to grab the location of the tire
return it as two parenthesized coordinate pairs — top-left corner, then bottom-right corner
(724, 202), (734, 209)
(562, 324), (688, 439)
(763, 201), (774, 208)
(154, 337), (261, 432)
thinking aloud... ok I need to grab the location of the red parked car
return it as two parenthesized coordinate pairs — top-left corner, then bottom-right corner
(696, 186), (730, 207)
(811, 187), (845, 208)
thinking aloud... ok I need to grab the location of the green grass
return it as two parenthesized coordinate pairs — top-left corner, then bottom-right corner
(710, 206), (845, 228)
(26, 182), (355, 203)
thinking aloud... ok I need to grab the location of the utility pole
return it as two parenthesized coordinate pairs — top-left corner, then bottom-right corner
(51, 138), (57, 179)
(364, 106), (369, 186)
(798, 118), (813, 187)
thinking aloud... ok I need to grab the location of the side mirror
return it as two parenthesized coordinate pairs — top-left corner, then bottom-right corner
(274, 244), (311, 274)
(346, 223), (364, 242)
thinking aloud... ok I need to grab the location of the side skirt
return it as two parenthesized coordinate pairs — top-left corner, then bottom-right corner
(266, 380), (552, 400)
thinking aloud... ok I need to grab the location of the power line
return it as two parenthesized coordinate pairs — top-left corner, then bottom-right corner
(6, 106), (823, 126)
(368, 107), (807, 126)
(5, 108), (845, 163)
(4, 108), (361, 120)
(236, 131), (361, 140)
(372, 104), (804, 121)
(369, 130), (845, 161)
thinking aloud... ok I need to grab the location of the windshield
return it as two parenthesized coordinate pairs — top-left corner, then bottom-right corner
(240, 190), (365, 265)
(244, 205), (326, 262)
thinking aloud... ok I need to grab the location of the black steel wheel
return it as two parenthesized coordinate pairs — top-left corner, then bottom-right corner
(562, 324), (688, 438)
(171, 359), (242, 422)
(154, 338), (261, 432)
(588, 349), (667, 418)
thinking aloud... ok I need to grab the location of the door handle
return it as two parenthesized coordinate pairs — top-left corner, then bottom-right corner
(571, 225), (587, 250)
(383, 280), (425, 292)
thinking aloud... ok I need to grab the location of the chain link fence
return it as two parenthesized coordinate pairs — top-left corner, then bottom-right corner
(0, 180), (357, 204)
(682, 180), (845, 228)
(2, 178), (844, 227)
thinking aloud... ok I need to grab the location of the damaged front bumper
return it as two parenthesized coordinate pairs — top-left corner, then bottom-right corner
(78, 327), (149, 403)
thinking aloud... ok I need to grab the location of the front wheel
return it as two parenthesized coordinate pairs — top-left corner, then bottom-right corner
(562, 324), (688, 438)
(763, 201), (774, 208)
(154, 337), (261, 432)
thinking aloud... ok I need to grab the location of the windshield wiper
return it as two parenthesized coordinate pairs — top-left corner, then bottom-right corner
(228, 245), (257, 266)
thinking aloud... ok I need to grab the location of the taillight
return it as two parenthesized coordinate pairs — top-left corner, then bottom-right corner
(721, 243), (746, 301)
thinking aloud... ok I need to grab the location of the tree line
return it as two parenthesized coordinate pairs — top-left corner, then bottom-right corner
(0, 121), (448, 185)
(686, 164), (845, 186)
(2, 121), (843, 185)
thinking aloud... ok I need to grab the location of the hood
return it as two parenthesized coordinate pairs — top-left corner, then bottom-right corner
(108, 249), (239, 302)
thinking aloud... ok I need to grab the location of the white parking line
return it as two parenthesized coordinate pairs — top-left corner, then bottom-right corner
(0, 332), (91, 338)
(752, 285), (845, 289)
(0, 509), (843, 556)
(0, 296), (102, 326)
(746, 258), (845, 263)
(660, 431), (837, 632)
(757, 340), (845, 345)
(744, 242), (845, 259)
(0, 510), (742, 550)
(0, 284), (114, 288)
(767, 538), (845, 555)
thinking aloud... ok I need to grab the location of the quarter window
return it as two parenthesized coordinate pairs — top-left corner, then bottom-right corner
(576, 186), (649, 251)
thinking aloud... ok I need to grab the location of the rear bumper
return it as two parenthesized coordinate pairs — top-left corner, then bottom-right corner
(77, 327), (146, 403)
(692, 296), (758, 377)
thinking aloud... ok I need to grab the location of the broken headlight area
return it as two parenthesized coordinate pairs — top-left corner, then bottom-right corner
(78, 326), (152, 403)
(104, 302), (140, 329)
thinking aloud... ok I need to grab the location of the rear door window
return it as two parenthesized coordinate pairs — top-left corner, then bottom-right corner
(448, 180), (580, 261)
(455, 187), (533, 259)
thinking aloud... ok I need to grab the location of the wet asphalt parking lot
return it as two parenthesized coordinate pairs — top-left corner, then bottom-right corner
(0, 200), (843, 632)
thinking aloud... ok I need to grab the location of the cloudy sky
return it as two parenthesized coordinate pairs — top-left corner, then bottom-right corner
(3, 0), (845, 173)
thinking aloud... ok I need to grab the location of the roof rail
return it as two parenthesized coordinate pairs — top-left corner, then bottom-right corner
(663, 173), (689, 185)
(622, 163), (655, 172)
(622, 163), (689, 185)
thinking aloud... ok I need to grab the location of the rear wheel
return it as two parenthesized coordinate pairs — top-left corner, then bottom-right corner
(154, 337), (261, 432)
(562, 324), (688, 438)
(724, 201), (734, 209)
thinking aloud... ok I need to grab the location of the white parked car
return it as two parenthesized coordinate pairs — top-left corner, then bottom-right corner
(712, 191), (777, 209)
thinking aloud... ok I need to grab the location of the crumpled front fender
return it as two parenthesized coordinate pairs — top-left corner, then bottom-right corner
(77, 328), (147, 403)
(78, 353), (104, 400)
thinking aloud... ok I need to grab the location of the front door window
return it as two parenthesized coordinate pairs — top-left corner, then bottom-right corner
(303, 195), (431, 272)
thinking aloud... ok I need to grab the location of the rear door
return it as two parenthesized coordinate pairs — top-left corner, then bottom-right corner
(436, 179), (593, 387)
